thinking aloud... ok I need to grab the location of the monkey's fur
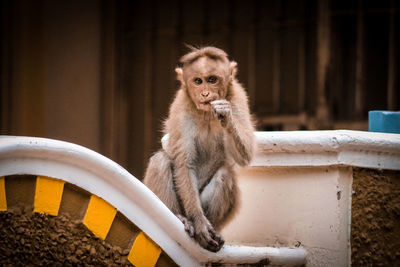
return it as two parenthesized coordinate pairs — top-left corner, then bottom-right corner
(143, 46), (255, 252)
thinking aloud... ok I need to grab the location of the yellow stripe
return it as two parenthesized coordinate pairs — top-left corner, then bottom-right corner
(128, 231), (162, 267)
(83, 195), (117, 240)
(34, 176), (65, 216)
(0, 177), (6, 211)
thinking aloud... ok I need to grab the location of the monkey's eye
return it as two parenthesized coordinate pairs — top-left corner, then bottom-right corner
(193, 78), (203, 85)
(207, 76), (218, 84)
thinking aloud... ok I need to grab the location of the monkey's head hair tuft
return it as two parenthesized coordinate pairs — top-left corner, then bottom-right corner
(180, 46), (229, 66)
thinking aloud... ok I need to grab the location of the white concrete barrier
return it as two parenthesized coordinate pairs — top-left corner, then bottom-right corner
(2, 130), (398, 266)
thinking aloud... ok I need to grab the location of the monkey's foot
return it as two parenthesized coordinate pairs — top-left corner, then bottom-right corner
(194, 223), (225, 253)
(177, 215), (195, 237)
(177, 215), (224, 252)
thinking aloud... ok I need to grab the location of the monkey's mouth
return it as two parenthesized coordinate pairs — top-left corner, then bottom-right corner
(200, 97), (217, 105)
(198, 100), (213, 111)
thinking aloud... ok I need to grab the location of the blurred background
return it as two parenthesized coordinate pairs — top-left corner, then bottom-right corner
(1, 0), (399, 178)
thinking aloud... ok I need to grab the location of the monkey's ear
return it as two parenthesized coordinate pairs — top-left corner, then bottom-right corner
(175, 67), (184, 84)
(229, 61), (238, 78)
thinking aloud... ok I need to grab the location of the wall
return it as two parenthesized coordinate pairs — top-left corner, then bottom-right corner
(1, 0), (101, 153)
(222, 166), (352, 266)
(42, 0), (101, 151)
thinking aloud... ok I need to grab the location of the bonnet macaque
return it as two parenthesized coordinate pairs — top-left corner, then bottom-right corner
(144, 46), (255, 252)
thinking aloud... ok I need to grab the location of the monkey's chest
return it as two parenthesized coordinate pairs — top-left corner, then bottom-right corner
(194, 136), (225, 187)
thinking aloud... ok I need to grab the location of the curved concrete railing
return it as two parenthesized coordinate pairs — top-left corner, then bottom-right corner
(162, 130), (400, 170)
(0, 136), (306, 266)
(252, 130), (400, 169)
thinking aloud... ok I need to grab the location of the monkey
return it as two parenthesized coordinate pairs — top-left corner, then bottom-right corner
(143, 46), (255, 252)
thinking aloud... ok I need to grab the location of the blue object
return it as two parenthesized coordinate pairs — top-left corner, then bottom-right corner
(369, 110), (400, 133)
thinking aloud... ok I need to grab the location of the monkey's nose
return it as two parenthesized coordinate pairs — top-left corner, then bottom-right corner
(201, 91), (210, 97)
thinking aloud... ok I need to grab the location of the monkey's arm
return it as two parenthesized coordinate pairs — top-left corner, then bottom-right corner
(211, 90), (255, 166)
(168, 119), (224, 252)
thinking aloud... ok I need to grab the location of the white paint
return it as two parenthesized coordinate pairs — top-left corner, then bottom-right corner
(0, 135), (306, 266)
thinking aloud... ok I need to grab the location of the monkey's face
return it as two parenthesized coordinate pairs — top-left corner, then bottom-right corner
(183, 57), (230, 112)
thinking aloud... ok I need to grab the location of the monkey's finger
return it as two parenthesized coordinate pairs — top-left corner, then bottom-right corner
(209, 229), (218, 240)
(209, 229), (224, 245)
(183, 222), (189, 231)
(212, 102), (229, 107)
(216, 236), (225, 248)
(187, 225), (195, 237)
(209, 230), (217, 241)
(184, 222), (195, 237)
(211, 100), (230, 108)
(209, 228), (216, 235)
(220, 118), (227, 127)
(212, 105), (230, 112)
(206, 238), (220, 252)
(211, 99), (229, 105)
(178, 215), (195, 237)
(211, 101), (228, 112)
(197, 230), (220, 252)
(208, 234), (220, 251)
(213, 105), (231, 114)
(211, 105), (218, 117)
(210, 100), (223, 105)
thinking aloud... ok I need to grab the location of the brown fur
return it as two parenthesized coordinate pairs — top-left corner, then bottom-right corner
(143, 46), (255, 252)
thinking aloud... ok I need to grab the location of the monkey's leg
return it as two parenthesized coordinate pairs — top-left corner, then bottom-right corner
(200, 166), (239, 230)
(143, 150), (182, 215)
(143, 151), (196, 236)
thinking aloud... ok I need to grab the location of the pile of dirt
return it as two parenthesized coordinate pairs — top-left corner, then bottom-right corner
(0, 207), (133, 266)
(351, 168), (400, 265)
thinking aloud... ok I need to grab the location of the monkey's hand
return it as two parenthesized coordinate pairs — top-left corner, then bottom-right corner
(211, 100), (232, 128)
(193, 218), (225, 252)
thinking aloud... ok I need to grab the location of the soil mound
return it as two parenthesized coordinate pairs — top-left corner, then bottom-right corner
(351, 168), (400, 265)
(0, 208), (132, 266)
